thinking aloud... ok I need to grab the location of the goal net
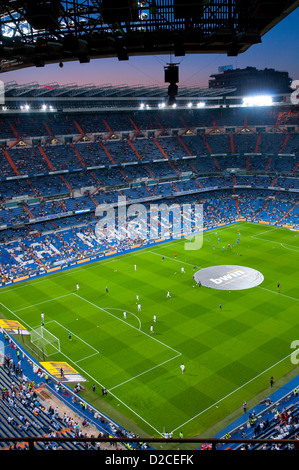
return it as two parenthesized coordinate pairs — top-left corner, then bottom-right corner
(30, 326), (61, 357)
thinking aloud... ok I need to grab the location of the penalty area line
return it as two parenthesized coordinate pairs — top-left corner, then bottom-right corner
(0, 299), (162, 435)
(103, 307), (142, 330)
(73, 294), (184, 394)
(73, 293), (181, 356)
(12, 293), (74, 312)
(109, 353), (182, 392)
(46, 319), (100, 357)
(251, 234), (299, 252)
(171, 349), (295, 435)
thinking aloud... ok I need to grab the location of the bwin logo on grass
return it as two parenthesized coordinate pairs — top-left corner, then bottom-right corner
(210, 269), (245, 285)
(95, 196), (203, 251)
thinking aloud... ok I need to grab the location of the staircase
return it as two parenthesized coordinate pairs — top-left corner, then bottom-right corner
(38, 146), (54, 170)
(74, 120), (85, 141)
(279, 134), (290, 153)
(9, 122), (21, 148)
(255, 134), (261, 153)
(2, 148), (20, 175)
(127, 139), (143, 160)
(71, 143), (86, 167)
(229, 133), (235, 153)
(100, 141), (116, 164)
(202, 134), (212, 154)
(177, 135), (192, 156)
(276, 203), (297, 225)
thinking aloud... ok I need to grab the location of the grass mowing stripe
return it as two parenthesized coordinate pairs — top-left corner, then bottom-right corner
(13, 293), (74, 312)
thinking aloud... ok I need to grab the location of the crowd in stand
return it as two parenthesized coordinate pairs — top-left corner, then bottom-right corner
(0, 331), (149, 451)
(1, 331), (298, 451)
(2, 106), (298, 139)
(0, 179), (297, 282)
(0, 109), (297, 282)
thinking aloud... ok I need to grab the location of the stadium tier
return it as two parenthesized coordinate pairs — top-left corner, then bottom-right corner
(0, 106), (298, 283)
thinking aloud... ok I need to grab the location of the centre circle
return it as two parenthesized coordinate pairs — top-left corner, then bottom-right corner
(193, 265), (264, 290)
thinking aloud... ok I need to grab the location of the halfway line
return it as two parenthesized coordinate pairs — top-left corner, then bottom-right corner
(258, 286), (299, 302)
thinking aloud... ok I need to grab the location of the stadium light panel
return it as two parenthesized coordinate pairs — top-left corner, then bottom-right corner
(242, 95), (273, 107)
(197, 102), (205, 108)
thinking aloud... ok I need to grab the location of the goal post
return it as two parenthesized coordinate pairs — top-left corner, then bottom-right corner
(30, 325), (61, 357)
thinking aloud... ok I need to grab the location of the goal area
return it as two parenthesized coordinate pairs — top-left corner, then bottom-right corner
(30, 325), (61, 357)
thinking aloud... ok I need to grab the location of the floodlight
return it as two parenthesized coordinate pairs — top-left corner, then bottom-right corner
(242, 95), (272, 106)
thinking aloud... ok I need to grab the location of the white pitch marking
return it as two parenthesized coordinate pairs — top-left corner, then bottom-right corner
(13, 293), (74, 312)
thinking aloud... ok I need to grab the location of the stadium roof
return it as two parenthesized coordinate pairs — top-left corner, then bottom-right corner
(0, 1), (298, 72)
(2, 82), (295, 113)
(0, 81), (240, 112)
(3, 81), (236, 98)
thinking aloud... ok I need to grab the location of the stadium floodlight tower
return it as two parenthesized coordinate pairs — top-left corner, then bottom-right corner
(164, 63), (179, 107)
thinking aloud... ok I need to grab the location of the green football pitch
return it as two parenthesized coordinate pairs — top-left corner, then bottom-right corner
(1, 221), (299, 439)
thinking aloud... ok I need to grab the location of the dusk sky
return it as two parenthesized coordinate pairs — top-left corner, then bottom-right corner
(3, 6), (299, 89)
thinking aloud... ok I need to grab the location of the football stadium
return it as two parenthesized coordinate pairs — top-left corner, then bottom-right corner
(0, 0), (298, 455)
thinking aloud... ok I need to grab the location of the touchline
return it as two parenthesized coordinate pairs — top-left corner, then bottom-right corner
(210, 270), (245, 284)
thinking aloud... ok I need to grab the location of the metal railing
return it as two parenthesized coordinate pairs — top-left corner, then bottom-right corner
(0, 436), (299, 451)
